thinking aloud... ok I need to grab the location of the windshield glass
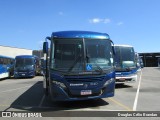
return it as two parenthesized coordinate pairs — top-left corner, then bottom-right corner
(85, 39), (113, 71)
(15, 58), (35, 67)
(115, 46), (136, 68)
(51, 39), (84, 72)
(51, 38), (113, 74)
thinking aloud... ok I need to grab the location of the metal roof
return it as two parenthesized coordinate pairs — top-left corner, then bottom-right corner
(0, 55), (14, 59)
(114, 44), (133, 47)
(139, 52), (160, 57)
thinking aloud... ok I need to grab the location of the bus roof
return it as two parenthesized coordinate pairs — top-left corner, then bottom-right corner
(51, 31), (110, 39)
(114, 44), (133, 47)
(0, 55), (14, 59)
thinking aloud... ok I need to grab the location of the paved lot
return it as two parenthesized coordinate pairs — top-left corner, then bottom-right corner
(0, 67), (160, 118)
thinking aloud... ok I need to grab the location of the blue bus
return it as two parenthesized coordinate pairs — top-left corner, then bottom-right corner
(0, 55), (14, 79)
(14, 55), (41, 78)
(114, 45), (138, 83)
(43, 31), (115, 101)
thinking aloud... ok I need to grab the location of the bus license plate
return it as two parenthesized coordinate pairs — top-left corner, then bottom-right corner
(81, 90), (92, 95)
(119, 78), (125, 81)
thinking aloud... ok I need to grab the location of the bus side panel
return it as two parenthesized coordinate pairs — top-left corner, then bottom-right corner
(0, 65), (9, 79)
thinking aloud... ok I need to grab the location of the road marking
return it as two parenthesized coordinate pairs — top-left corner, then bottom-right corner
(0, 83), (42, 94)
(133, 69), (143, 111)
(108, 98), (132, 111)
(39, 95), (45, 107)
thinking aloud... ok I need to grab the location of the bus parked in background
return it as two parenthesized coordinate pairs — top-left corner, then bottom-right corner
(0, 55), (14, 79)
(114, 45), (138, 83)
(43, 31), (115, 101)
(14, 55), (41, 78)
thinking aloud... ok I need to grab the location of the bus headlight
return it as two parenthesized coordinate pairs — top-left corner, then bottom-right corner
(103, 78), (115, 87)
(52, 80), (66, 89)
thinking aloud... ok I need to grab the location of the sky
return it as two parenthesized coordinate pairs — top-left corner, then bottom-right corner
(0, 0), (160, 53)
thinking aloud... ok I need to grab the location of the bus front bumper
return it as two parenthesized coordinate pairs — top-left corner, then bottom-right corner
(14, 71), (35, 78)
(49, 81), (115, 101)
(116, 74), (137, 83)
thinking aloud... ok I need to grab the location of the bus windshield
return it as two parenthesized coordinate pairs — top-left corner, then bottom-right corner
(51, 38), (113, 74)
(15, 58), (34, 67)
(85, 39), (113, 71)
(115, 46), (136, 68)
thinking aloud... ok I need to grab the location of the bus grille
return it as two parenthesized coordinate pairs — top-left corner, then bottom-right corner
(65, 75), (106, 82)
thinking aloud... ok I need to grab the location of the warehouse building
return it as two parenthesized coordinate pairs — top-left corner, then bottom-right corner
(0, 45), (32, 58)
(139, 52), (160, 67)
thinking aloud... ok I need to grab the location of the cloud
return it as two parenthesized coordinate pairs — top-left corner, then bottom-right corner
(103, 19), (111, 24)
(89, 18), (102, 23)
(89, 18), (111, 24)
(117, 22), (123, 26)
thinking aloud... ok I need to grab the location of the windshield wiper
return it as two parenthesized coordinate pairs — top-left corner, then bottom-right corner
(67, 54), (82, 72)
(94, 64), (104, 74)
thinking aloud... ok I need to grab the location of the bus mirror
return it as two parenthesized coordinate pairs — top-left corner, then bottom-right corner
(112, 46), (115, 55)
(110, 39), (115, 55)
(43, 42), (48, 54)
(46, 37), (51, 40)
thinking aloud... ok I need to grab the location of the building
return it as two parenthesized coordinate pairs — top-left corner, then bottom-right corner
(32, 50), (43, 58)
(139, 52), (160, 67)
(0, 45), (32, 58)
(32, 49), (50, 59)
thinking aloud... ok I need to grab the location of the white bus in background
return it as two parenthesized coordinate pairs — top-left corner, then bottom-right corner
(0, 55), (14, 79)
(114, 44), (139, 83)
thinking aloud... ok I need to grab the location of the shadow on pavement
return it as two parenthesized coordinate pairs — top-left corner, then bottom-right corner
(154, 67), (160, 70)
(4, 81), (109, 112)
(115, 83), (132, 89)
